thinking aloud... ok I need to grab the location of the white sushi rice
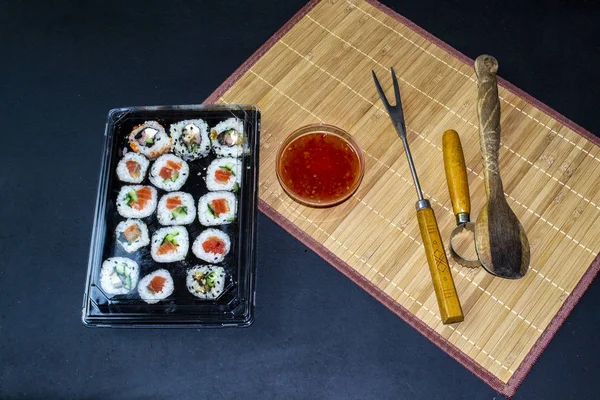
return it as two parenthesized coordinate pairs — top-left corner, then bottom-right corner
(137, 269), (174, 304)
(210, 118), (244, 157)
(205, 157), (241, 191)
(197, 191), (237, 226)
(129, 121), (172, 160)
(170, 119), (211, 161)
(151, 226), (189, 263)
(157, 191), (196, 225)
(149, 154), (190, 191)
(116, 185), (157, 218)
(100, 257), (139, 295)
(192, 228), (231, 263)
(186, 265), (227, 300)
(116, 152), (149, 183)
(115, 219), (150, 252)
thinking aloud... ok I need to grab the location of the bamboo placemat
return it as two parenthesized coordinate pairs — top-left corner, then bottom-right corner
(205, 0), (600, 396)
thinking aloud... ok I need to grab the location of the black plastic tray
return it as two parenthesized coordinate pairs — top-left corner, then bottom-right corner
(82, 104), (260, 328)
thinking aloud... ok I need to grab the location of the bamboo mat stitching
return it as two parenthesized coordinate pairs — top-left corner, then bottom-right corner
(248, 70), (323, 122)
(345, 1), (475, 81)
(346, 0), (600, 164)
(305, 15), (476, 126)
(304, 14), (600, 213)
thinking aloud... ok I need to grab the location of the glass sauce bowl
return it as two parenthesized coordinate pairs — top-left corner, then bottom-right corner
(276, 124), (365, 208)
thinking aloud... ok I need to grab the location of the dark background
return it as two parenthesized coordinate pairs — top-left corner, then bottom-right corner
(1, 0), (598, 398)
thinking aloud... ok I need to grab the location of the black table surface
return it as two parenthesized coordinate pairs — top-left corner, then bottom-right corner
(1, 0), (599, 398)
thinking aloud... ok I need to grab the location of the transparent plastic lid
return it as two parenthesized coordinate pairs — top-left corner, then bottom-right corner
(82, 104), (260, 328)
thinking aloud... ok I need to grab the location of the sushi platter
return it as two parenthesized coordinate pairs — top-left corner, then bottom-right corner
(82, 105), (260, 328)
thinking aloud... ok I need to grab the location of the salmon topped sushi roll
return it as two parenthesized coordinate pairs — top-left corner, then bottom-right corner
(129, 121), (172, 160)
(116, 153), (149, 183)
(157, 191), (196, 225)
(210, 118), (244, 157)
(206, 157), (241, 192)
(137, 269), (174, 304)
(116, 185), (157, 218)
(170, 119), (211, 161)
(115, 219), (150, 252)
(149, 154), (190, 191)
(197, 191), (237, 226)
(192, 229), (231, 263)
(151, 226), (189, 263)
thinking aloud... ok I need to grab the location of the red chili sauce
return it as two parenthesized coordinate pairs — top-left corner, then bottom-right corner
(278, 132), (361, 203)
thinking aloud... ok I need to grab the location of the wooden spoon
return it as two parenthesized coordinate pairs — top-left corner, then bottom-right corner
(474, 55), (530, 279)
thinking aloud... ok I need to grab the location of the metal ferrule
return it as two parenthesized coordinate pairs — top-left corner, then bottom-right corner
(455, 212), (470, 225)
(415, 199), (431, 211)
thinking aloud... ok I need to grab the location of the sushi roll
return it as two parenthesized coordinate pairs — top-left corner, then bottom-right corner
(157, 191), (196, 225)
(129, 121), (172, 160)
(149, 154), (189, 191)
(210, 118), (244, 157)
(116, 185), (157, 218)
(192, 229), (231, 263)
(197, 191), (237, 226)
(115, 219), (150, 252)
(170, 119), (211, 161)
(137, 269), (174, 304)
(151, 226), (189, 263)
(116, 152), (149, 183)
(100, 257), (139, 295)
(186, 265), (227, 300)
(205, 157), (241, 192)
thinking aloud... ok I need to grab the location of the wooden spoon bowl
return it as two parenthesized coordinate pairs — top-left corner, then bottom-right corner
(474, 55), (530, 279)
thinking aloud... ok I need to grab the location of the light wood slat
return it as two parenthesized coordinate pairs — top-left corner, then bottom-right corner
(219, 0), (600, 383)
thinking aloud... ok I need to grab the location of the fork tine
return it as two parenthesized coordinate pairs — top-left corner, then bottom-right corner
(390, 67), (402, 109)
(372, 70), (391, 110)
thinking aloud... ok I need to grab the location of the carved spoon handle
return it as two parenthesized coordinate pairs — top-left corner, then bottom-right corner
(474, 55), (503, 197)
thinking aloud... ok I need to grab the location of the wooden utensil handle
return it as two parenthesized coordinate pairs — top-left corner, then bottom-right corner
(417, 207), (464, 324)
(474, 55), (503, 196)
(442, 129), (470, 220)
